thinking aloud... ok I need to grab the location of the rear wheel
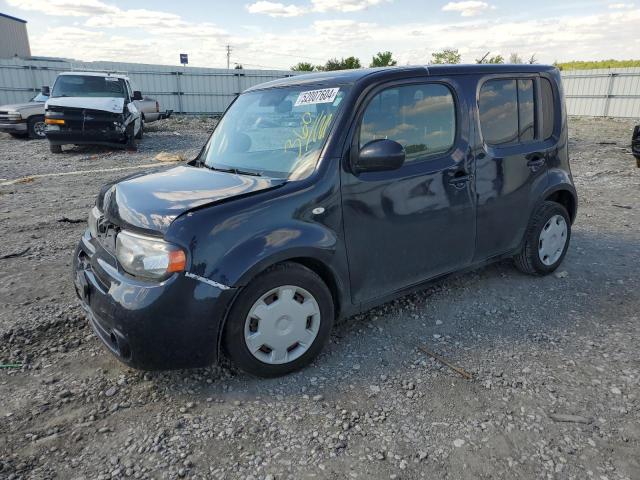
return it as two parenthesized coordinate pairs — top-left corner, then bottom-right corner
(28, 116), (46, 139)
(223, 262), (334, 377)
(49, 143), (62, 154)
(514, 201), (571, 275)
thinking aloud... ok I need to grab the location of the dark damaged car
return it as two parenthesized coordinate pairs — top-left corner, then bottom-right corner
(45, 72), (143, 153)
(74, 64), (578, 377)
(633, 124), (640, 167)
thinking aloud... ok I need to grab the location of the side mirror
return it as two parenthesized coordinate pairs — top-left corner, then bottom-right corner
(355, 139), (405, 173)
(41, 85), (50, 96)
(132, 91), (143, 101)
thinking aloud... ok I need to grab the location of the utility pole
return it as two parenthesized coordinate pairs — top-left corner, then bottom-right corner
(226, 45), (231, 69)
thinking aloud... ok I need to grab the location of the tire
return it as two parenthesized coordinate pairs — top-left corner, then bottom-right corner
(49, 143), (62, 154)
(125, 124), (137, 151)
(514, 201), (571, 275)
(223, 262), (334, 377)
(28, 116), (46, 139)
(135, 119), (144, 140)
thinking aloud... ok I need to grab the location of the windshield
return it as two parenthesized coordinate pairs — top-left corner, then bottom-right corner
(51, 75), (127, 99)
(203, 86), (349, 179)
(30, 93), (49, 102)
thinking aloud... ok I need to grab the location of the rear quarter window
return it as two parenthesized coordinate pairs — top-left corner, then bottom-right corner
(540, 78), (555, 140)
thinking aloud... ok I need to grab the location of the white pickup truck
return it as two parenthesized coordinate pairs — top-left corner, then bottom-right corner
(43, 72), (170, 152)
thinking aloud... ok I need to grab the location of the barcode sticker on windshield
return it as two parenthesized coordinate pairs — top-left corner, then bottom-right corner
(294, 88), (340, 107)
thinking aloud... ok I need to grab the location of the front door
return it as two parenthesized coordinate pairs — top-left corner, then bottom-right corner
(341, 79), (476, 304)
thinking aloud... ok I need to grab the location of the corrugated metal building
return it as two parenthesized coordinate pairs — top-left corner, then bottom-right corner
(0, 13), (31, 58)
(562, 67), (640, 118)
(1, 55), (639, 117)
(0, 57), (297, 114)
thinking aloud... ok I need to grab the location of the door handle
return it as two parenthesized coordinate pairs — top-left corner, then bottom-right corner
(448, 170), (472, 188)
(526, 155), (546, 172)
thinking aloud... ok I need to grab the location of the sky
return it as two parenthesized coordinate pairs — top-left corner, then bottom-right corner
(1, 0), (639, 70)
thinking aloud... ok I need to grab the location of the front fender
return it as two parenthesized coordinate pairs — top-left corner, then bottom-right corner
(222, 221), (338, 287)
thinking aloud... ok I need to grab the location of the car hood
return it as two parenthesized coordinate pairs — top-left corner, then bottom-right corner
(100, 165), (285, 233)
(46, 96), (125, 114)
(0, 102), (41, 111)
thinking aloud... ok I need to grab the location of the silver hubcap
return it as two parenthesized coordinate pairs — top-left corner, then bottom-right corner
(34, 121), (46, 137)
(244, 285), (320, 365)
(538, 214), (567, 266)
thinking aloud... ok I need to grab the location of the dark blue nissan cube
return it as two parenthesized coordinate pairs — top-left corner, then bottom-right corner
(74, 64), (577, 377)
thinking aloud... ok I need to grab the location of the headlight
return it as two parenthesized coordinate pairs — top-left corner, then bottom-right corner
(115, 230), (186, 280)
(88, 206), (101, 238)
(6, 111), (21, 120)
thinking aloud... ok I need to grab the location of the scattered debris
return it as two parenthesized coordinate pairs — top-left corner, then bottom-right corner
(554, 271), (569, 279)
(155, 151), (185, 162)
(612, 204), (632, 209)
(0, 363), (23, 369)
(58, 217), (85, 224)
(418, 345), (473, 380)
(0, 247), (30, 260)
(548, 413), (592, 424)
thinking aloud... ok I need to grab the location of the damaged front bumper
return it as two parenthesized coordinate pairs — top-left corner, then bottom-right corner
(73, 230), (237, 370)
(46, 108), (129, 147)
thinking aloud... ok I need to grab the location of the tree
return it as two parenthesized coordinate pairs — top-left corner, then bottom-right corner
(234, 64), (243, 69)
(370, 51), (397, 67)
(476, 52), (504, 64)
(291, 62), (315, 71)
(509, 53), (523, 64)
(527, 54), (537, 64)
(321, 56), (362, 71)
(430, 48), (461, 64)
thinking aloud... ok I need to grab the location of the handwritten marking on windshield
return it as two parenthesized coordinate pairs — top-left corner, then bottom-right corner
(284, 111), (333, 158)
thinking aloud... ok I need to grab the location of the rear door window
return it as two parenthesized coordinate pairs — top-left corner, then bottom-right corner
(359, 83), (456, 163)
(518, 79), (535, 142)
(479, 78), (538, 146)
(478, 79), (518, 145)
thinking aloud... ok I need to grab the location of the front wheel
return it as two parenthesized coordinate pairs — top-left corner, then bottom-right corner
(514, 201), (571, 275)
(223, 263), (334, 377)
(28, 116), (46, 139)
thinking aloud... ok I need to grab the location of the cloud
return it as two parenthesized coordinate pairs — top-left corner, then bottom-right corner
(6, 0), (118, 16)
(246, 0), (389, 16)
(311, 0), (389, 12)
(10, 0), (640, 70)
(246, 1), (307, 17)
(608, 2), (635, 8)
(441, 1), (494, 17)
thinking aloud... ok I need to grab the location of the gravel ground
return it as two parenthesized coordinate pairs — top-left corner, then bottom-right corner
(0, 116), (638, 480)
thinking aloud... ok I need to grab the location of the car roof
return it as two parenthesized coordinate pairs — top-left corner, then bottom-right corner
(59, 71), (130, 80)
(245, 64), (557, 91)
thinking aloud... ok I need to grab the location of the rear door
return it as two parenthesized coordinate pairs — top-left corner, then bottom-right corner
(473, 75), (552, 259)
(341, 77), (476, 304)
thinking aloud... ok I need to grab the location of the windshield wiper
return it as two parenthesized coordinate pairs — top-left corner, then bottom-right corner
(205, 165), (262, 177)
